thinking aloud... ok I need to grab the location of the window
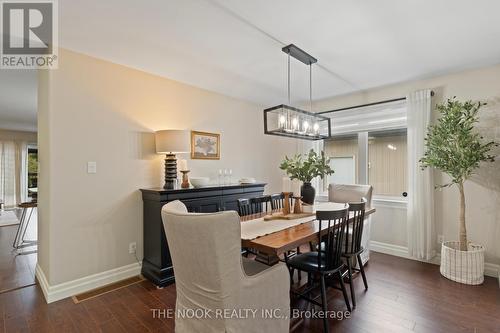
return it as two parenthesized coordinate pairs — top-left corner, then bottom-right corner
(323, 134), (358, 186)
(27, 146), (38, 198)
(320, 100), (407, 200)
(368, 129), (407, 197)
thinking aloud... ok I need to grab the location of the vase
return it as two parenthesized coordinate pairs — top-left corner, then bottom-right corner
(301, 182), (315, 205)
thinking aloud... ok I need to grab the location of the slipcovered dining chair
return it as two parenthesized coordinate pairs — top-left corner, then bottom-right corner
(328, 183), (373, 264)
(162, 200), (290, 333)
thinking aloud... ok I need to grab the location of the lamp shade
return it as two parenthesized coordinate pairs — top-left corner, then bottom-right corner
(155, 130), (190, 154)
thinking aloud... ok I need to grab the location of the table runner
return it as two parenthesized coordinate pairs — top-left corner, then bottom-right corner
(240, 202), (346, 240)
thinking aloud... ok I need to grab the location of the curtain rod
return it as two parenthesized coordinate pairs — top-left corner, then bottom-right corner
(317, 90), (435, 115)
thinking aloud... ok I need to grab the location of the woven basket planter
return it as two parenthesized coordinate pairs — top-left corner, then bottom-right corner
(440, 241), (485, 285)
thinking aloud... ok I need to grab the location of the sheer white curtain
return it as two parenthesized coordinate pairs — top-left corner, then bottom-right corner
(17, 142), (29, 203)
(407, 89), (435, 260)
(0, 141), (28, 207)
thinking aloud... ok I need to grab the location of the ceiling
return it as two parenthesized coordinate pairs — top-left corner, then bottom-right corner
(0, 70), (37, 132)
(2, 0), (500, 131)
(59, 0), (500, 106)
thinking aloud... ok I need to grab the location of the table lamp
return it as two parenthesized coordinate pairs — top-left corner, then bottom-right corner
(155, 130), (190, 189)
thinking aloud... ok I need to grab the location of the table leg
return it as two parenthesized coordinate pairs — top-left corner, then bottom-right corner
(255, 252), (280, 266)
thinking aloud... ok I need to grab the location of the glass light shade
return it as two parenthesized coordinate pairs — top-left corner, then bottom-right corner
(263, 104), (331, 140)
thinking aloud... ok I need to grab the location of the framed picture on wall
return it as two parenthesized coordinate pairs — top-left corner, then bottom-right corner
(191, 131), (220, 160)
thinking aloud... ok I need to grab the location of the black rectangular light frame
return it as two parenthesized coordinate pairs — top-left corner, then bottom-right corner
(263, 104), (331, 141)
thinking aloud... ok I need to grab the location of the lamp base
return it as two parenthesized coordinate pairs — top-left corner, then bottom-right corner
(163, 153), (177, 190)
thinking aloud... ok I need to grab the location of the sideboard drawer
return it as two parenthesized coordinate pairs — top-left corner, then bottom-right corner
(183, 197), (222, 213)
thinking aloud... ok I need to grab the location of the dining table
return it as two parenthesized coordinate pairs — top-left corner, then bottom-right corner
(240, 201), (376, 265)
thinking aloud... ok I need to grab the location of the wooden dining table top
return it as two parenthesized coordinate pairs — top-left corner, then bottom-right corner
(241, 205), (375, 257)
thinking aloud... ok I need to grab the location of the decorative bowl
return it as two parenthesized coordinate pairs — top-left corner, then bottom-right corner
(239, 177), (256, 184)
(190, 177), (210, 188)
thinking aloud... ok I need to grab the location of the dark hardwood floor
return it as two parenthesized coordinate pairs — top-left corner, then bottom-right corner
(0, 252), (498, 332)
(0, 209), (37, 293)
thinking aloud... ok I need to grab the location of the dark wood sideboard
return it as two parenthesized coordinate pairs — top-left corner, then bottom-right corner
(140, 183), (266, 287)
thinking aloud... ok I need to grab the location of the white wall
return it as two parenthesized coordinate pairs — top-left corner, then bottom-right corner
(38, 49), (295, 285)
(314, 64), (500, 265)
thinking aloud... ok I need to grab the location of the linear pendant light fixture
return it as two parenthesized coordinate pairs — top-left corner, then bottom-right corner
(264, 44), (331, 140)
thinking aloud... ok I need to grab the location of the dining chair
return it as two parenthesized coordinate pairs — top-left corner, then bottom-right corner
(328, 183), (373, 265)
(270, 193), (284, 210)
(237, 198), (254, 256)
(237, 198), (252, 216)
(286, 207), (351, 333)
(249, 195), (272, 214)
(269, 192), (304, 279)
(271, 192), (295, 211)
(343, 199), (368, 308)
(162, 200), (290, 333)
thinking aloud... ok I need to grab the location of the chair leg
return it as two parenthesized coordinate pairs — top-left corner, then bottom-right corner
(20, 208), (34, 243)
(338, 271), (351, 312)
(284, 256), (294, 285)
(357, 254), (368, 290)
(346, 258), (356, 308)
(296, 247), (301, 282)
(13, 208), (27, 248)
(319, 275), (329, 333)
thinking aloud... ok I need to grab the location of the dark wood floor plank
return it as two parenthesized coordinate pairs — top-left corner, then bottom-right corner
(0, 214), (37, 293)
(0, 252), (496, 333)
(82, 296), (115, 325)
(104, 295), (152, 333)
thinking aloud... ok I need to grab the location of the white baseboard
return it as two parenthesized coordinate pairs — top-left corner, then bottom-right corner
(370, 241), (500, 280)
(485, 262), (500, 281)
(35, 262), (141, 303)
(370, 241), (411, 259)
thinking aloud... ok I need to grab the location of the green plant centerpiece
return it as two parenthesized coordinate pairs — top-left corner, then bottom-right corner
(280, 149), (334, 204)
(420, 98), (497, 251)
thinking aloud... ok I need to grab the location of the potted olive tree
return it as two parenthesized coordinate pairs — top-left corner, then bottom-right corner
(280, 149), (334, 205)
(420, 98), (497, 285)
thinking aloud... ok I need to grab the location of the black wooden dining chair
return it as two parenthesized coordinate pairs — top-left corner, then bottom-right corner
(270, 192), (304, 280)
(237, 198), (254, 257)
(271, 192), (295, 211)
(249, 195), (272, 214)
(270, 193), (284, 210)
(286, 207), (351, 333)
(237, 198), (252, 217)
(343, 199), (368, 309)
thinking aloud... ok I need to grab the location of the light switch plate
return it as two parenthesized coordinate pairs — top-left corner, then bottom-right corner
(87, 161), (97, 174)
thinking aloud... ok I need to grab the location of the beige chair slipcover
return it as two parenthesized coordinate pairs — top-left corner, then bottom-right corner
(328, 183), (374, 264)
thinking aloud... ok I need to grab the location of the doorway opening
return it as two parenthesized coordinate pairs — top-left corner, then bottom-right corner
(0, 70), (38, 293)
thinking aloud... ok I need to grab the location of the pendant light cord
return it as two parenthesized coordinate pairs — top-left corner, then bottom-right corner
(287, 52), (291, 105)
(309, 63), (312, 112)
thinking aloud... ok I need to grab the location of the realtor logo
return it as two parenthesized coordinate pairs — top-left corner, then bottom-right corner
(1, 0), (58, 68)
